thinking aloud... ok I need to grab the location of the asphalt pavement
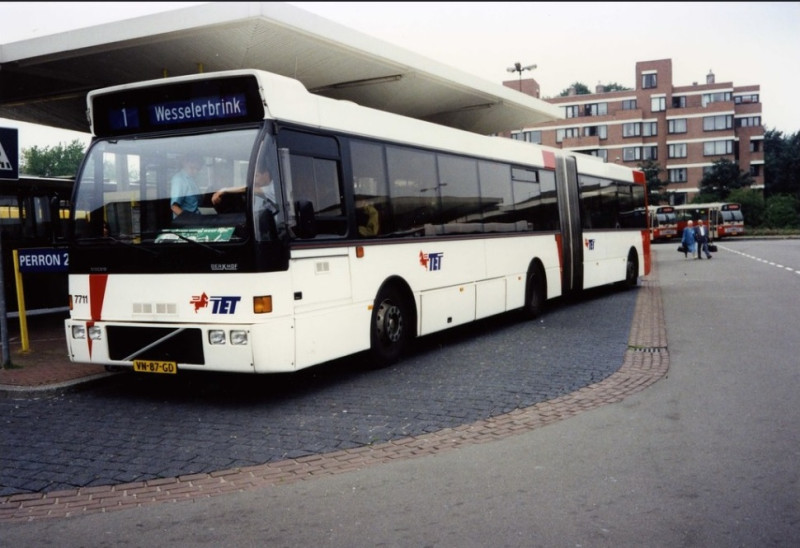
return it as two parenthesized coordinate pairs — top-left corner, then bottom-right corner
(2, 241), (798, 547)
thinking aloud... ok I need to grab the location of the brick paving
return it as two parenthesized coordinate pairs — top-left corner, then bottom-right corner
(0, 263), (667, 522)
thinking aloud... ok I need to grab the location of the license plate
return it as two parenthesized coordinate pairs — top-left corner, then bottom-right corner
(133, 359), (177, 374)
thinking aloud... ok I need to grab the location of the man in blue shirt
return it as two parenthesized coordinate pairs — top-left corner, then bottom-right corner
(171, 156), (203, 218)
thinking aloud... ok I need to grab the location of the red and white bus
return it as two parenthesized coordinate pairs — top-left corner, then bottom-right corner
(64, 69), (650, 375)
(647, 205), (678, 242)
(673, 202), (744, 239)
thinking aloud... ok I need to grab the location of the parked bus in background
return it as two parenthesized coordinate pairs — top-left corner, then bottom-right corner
(0, 176), (73, 316)
(63, 69), (650, 376)
(673, 202), (744, 240)
(647, 205), (678, 242)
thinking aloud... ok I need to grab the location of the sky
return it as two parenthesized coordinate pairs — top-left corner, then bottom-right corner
(1, 1), (799, 152)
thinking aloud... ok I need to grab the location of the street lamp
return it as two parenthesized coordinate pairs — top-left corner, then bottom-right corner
(507, 62), (537, 91)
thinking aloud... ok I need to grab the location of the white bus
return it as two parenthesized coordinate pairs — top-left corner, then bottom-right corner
(64, 69), (650, 375)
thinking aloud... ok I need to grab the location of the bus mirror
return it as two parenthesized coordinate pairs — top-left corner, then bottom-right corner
(294, 199), (316, 239)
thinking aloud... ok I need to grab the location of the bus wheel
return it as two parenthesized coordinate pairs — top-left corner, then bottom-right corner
(369, 285), (409, 366)
(624, 250), (639, 288)
(522, 265), (546, 319)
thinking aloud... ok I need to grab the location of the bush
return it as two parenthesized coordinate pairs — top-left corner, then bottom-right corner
(764, 194), (800, 228)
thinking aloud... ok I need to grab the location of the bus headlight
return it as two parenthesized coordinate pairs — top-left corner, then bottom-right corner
(230, 330), (248, 345)
(71, 325), (86, 339)
(88, 326), (103, 340)
(208, 330), (227, 345)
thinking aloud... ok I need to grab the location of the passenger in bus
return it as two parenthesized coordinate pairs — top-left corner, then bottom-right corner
(170, 155), (203, 218)
(356, 196), (380, 236)
(694, 219), (713, 260)
(681, 220), (696, 259)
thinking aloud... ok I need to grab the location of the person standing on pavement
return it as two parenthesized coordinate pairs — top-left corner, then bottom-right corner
(694, 219), (713, 259)
(681, 219), (696, 259)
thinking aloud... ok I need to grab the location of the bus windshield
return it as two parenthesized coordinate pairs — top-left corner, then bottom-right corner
(72, 127), (282, 245)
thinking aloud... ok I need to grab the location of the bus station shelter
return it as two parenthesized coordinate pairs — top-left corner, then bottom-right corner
(0, 2), (561, 137)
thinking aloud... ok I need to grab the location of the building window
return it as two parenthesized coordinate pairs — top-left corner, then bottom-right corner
(583, 125), (608, 139)
(734, 94), (759, 104)
(702, 91), (732, 106)
(586, 149), (608, 162)
(703, 140), (734, 156)
(556, 128), (580, 143)
(651, 96), (666, 112)
(643, 146), (658, 160)
(643, 122), (658, 137)
(584, 103), (608, 116)
(669, 168), (687, 183)
(749, 165), (760, 176)
(623, 123), (641, 137)
(623, 147), (642, 161)
(737, 116), (761, 128)
(512, 130), (542, 144)
(703, 115), (733, 131)
(672, 96), (687, 108)
(642, 73), (657, 89)
(668, 119), (687, 134)
(622, 99), (637, 110)
(668, 143), (687, 158)
(750, 140), (761, 153)
(564, 105), (580, 118)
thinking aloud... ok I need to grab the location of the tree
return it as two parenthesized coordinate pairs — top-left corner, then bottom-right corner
(764, 129), (800, 200)
(697, 158), (754, 200)
(558, 81), (632, 96)
(600, 82), (632, 92)
(763, 194), (800, 228)
(637, 159), (668, 205)
(21, 140), (85, 177)
(728, 188), (765, 228)
(558, 82), (591, 96)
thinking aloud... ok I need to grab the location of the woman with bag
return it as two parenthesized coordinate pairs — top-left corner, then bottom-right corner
(681, 220), (696, 259)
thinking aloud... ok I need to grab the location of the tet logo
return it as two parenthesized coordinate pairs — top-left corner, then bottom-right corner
(419, 250), (444, 271)
(190, 292), (241, 314)
(584, 238), (595, 250)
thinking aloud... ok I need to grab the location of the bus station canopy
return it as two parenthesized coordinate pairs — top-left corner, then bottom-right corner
(0, 2), (561, 137)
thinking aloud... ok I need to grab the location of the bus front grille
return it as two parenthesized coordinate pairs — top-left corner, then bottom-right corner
(107, 326), (205, 365)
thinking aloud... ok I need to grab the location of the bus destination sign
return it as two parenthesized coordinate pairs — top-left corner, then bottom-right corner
(92, 75), (264, 137)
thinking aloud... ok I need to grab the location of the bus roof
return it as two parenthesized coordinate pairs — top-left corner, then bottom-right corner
(0, 2), (561, 137)
(89, 69), (642, 184)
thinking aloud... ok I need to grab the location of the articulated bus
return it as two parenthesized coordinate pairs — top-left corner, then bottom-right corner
(64, 69), (649, 375)
(0, 176), (73, 316)
(673, 202), (744, 239)
(648, 205), (678, 242)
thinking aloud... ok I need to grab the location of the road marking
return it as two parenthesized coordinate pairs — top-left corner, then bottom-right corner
(722, 246), (798, 275)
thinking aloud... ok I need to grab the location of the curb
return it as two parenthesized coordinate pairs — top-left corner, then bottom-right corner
(0, 373), (117, 400)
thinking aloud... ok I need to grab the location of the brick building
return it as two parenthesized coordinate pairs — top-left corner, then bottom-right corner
(504, 59), (764, 204)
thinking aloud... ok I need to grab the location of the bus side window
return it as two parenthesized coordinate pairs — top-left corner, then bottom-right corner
(289, 154), (346, 236)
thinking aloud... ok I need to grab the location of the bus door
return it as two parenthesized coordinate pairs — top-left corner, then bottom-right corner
(555, 155), (583, 294)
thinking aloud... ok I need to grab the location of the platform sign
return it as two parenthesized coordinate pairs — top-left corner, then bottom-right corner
(17, 247), (69, 273)
(0, 127), (19, 180)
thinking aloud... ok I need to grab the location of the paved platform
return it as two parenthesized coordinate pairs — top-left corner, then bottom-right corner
(0, 315), (112, 397)
(0, 263), (667, 522)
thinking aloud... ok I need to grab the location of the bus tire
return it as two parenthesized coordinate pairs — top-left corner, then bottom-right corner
(522, 264), (546, 319)
(624, 249), (639, 288)
(369, 284), (411, 367)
